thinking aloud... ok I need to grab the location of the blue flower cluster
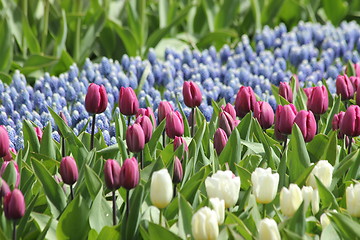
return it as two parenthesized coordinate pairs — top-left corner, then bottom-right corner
(1, 21), (360, 150)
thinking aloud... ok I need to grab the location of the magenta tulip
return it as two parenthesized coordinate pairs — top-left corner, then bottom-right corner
(253, 101), (274, 129)
(173, 157), (183, 184)
(303, 88), (312, 99)
(34, 127), (43, 142)
(137, 107), (156, 127)
(357, 85), (360, 106)
(340, 105), (360, 137)
(221, 103), (237, 120)
(174, 136), (188, 152)
(135, 116), (153, 143)
(85, 83), (108, 114)
(4, 189), (25, 220)
(332, 111), (345, 139)
(213, 128), (228, 155)
(275, 104), (297, 135)
(235, 86), (257, 118)
(158, 101), (173, 123)
(218, 111), (236, 137)
(0, 178), (10, 199)
(0, 126), (10, 158)
(307, 86), (328, 115)
(126, 124), (145, 153)
(104, 159), (121, 190)
(350, 76), (360, 90)
(59, 156), (78, 185)
(0, 161), (20, 188)
(119, 157), (139, 190)
(183, 81), (202, 108)
(166, 111), (184, 139)
(294, 110), (317, 142)
(3, 148), (16, 162)
(119, 87), (139, 116)
(279, 82), (293, 103)
(336, 75), (354, 100)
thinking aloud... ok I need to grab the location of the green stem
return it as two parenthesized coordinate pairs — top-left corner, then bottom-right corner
(173, 184), (177, 198)
(140, 150), (143, 169)
(90, 114), (96, 150)
(263, 204), (266, 219)
(70, 184), (74, 200)
(126, 189), (130, 220)
(159, 208), (162, 225)
(74, 0), (82, 61)
(348, 136), (353, 154)
(61, 137), (66, 157)
(280, 136), (288, 160)
(127, 116), (131, 127)
(162, 131), (166, 148)
(41, 0), (49, 53)
(22, 0), (28, 57)
(191, 108), (195, 137)
(13, 220), (16, 240)
(112, 190), (116, 225)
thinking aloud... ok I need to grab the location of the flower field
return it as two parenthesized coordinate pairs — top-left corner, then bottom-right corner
(2, 1), (360, 240)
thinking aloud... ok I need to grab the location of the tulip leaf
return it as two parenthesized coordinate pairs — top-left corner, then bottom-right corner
(89, 187), (112, 233)
(294, 88), (308, 111)
(39, 122), (57, 160)
(23, 119), (40, 153)
(345, 149), (360, 181)
(225, 212), (253, 240)
(148, 119), (166, 156)
(96, 225), (121, 239)
(328, 212), (360, 239)
(97, 144), (120, 160)
(146, 222), (182, 240)
(84, 165), (103, 201)
(177, 101), (191, 137)
(31, 212), (58, 240)
(320, 131), (338, 165)
(294, 164), (315, 187)
(306, 134), (328, 163)
(237, 113), (253, 141)
(235, 164), (251, 190)
(287, 203), (305, 236)
(333, 150), (359, 180)
(17, 194), (39, 237)
(219, 128), (241, 172)
(1, 161), (18, 189)
(315, 176), (339, 210)
(321, 96), (341, 134)
(346, 61), (356, 76)
(277, 149), (288, 190)
(189, 120), (206, 162)
(178, 194), (193, 238)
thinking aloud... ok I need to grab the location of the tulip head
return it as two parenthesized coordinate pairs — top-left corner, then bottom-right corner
(251, 168), (279, 204)
(135, 115), (153, 143)
(350, 76), (360, 90)
(306, 160), (334, 189)
(126, 123), (145, 152)
(183, 81), (202, 108)
(275, 104), (297, 135)
(119, 157), (139, 190)
(213, 128), (228, 155)
(209, 198), (225, 225)
(218, 111), (236, 137)
(3, 189), (25, 220)
(253, 101), (274, 129)
(192, 207), (219, 240)
(221, 103), (236, 120)
(307, 86), (328, 115)
(332, 111), (345, 139)
(336, 75), (354, 100)
(34, 127), (43, 142)
(235, 86), (257, 118)
(301, 186), (319, 215)
(280, 184), (303, 217)
(0, 126), (10, 158)
(173, 157), (183, 184)
(119, 87), (139, 116)
(137, 107), (156, 127)
(104, 159), (121, 190)
(0, 178), (10, 198)
(294, 110), (317, 142)
(279, 82), (293, 103)
(357, 84), (360, 106)
(59, 156), (78, 185)
(173, 136), (188, 152)
(258, 218), (281, 240)
(340, 105), (360, 137)
(150, 169), (173, 209)
(158, 101), (173, 123)
(3, 148), (16, 162)
(165, 111), (184, 139)
(85, 83), (108, 114)
(346, 183), (360, 217)
(0, 161), (20, 188)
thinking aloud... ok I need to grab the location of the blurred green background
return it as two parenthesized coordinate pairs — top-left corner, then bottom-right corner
(0, 0), (359, 83)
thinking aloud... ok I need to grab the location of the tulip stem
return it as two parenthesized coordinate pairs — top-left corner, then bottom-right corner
(126, 189), (130, 220)
(90, 114), (96, 150)
(162, 131), (166, 148)
(61, 137), (66, 157)
(70, 184), (74, 200)
(127, 116), (131, 127)
(191, 108), (196, 137)
(263, 204), (266, 219)
(348, 136), (353, 154)
(315, 114), (320, 134)
(112, 190), (116, 225)
(280, 136), (288, 159)
(173, 184), (177, 198)
(140, 150), (143, 169)
(13, 220), (16, 240)
(159, 208), (162, 225)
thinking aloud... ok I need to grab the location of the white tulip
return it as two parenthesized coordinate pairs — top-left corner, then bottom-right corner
(346, 183), (360, 217)
(150, 169), (173, 209)
(205, 170), (241, 208)
(280, 184), (303, 217)
(320, 213), (331, 229)
(258, 218), (281, 240)
(192, 207), (219, 240)
(251, 168), (279, 204)
(209, 198), (225, 224)
(301, 186), (319, 214)
(306, 160), (334, 189)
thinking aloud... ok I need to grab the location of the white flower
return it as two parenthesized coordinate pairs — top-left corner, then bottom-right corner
(205, 170), (240, 208)
(192, 207), (219, 240)
(320, 213), (330, 229)
(209, 198), (225, 224)
(280, 184), (303, 217)
(301, 186), (319, 214)
(306, 160), (334, 189)
(150, 169), (173, 209)
(346, 183), (360, 217)
(258, 218), (281, 240)
(251, 168), (279, 204)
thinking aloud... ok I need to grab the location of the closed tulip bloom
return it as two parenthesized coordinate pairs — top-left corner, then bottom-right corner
(137, 107), (156, 127)
(183, 81), (202, 108)
(158, 101), (173, 123)
(307, 86), (328, 115)
(336, 75), (354, 100)
(3, 148), (16, 162)
(165, 111), (184, 139)
(254, 101), (274, 129)
(294, 110), (317, 142)
(119, 87), (139, 116)
(192, 207), (219, 240)
(218, 111), (236, 137)
(213, 128), (228, 155)
(0, 178), (10, 198)
(235, 86), (257, 118)
(173, 157), (183, 184)
(350, 76), (360, 89)
(0, 161), (20, 188)
(346, 183), (360, 217)
(104, 159), (121, 190)
(251, 168), (279, 204)
(59, 111), (68, 125)
(135, 116), (153, 143)
(34, 127), (43, 142)
(258, 218), (281, 240)
(221, 103), (237, 120)
(306, 160), (334, 189)
(0, 126), (10, 158)
(126, 123), (145, 152)
(4, 189), (25, 220)
(357, 85), (360, 106)
(340, 105), (360, 137)
(59, 156), (78, 185)
(209, 198), (225, 225)
(150, 169), (173, 209)
(332, 111), (345, 139)
(275, 104), (297, 135)
(301, 186), (319, 215)
(205, 170), (241, 208)
(303, 88), (312, 99)
(279, 82), (293, 103)
(280, 184), (303, 217)
(119, 157), (139, 190)
(85, 83), (108, 114)
(173, 136), (188, 152)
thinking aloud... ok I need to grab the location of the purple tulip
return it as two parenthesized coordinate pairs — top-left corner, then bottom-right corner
(104, 159), (122, 190)
(137, 107), (156, 127)
(357, 85), (360, 106)
(0, 178), (10, 199)
(85, 83), (108, 114)
(173, 136), (188, 152)
(158, 101), (173, 123)
(59, 156), (78, 185)
(3, 148), (16, 162)
(294, 110), (317, 142)
(213, 128), (228, 155)
(119, 157), (139, 190)
(126, 124), (145, 152)
(135, 116), (153, 143)
(0, 161), (20, 188)
(350, 76), (360, 90)
(173, 157), (183, 184)
(279, 82), (293, 103)
(166, 111), (184, 139)
(336, 75), (354, 100)
(183, 81), (202, 108)
(332, 111), (345, 139)
(221, 103), (237, 120)
(4, 189), (25, 220)
(253, 101), (274, 129)
(275, 104), (297, 135)
(34, 127), (43, 142)
(303, 88), (312, 99)
(340, 105), (360, 137)
(218, 111), (236, 137)
(119, 87), (139, 116)
(307, 86), (328, 115)
(235, 86), (257, 118)
(0, 126), (10, 158)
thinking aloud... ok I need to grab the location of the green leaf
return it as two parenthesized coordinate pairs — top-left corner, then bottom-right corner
(322, 96), (341, 134)
(1, 161), (18, 189)
(214, 0), (240, 30)
(84, 165), (103, 200)
(287, 203), (305, 236)
(320, 131), (338, 165)
(22, 55), (59, 75)
(22, 15), (41, 54)
(0, 17), (13, 73)
(89, 187), (112, 233)
(197, 29), (238, 48)
(97, 226), (121, 239)
(148, 119), (165, 156)
(322, 0), (348, 25)
(178, 194), (193, 238)
(219, 128), (241, 172)
(328, 212), (360, 239)
(225, 213), (253, 240)
(294, 164), (315, 187)
(23, 120), (40, 153)
(316, 176), (339, 210)
(346, 61), (356, 77)
(147, 222), (182, 240)
(108, 20), (138, 56)
(39, 122), (57, 160)
(235, 164), (252, 190)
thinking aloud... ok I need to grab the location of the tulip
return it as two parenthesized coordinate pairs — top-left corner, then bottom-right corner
(251, 168), (279, 204)
(279, 82), (293, 103)
(346, 183), (360, 217)
(173, 157), (183, 184)
(119, 87), (139, 116)
(275, 104), (297, 135)
(135, 115), (153, 143)
(137, 107), (156, 127)
(303, 87), (312, 99)
(340, 105), (360, 137)
(294, 110), (317, 142)
(3, 148), (16, 162)
(119, 157), (139, 190)
(280, 184), (303, 217)
(150, 169), (173, 209)
(59, 156), (78, 199)
(85, 83), (108, 114)
(258, 218), (281, 240)
(192, 207), (219, 240)
(336, 75), (354, 100)
(0, 126), (10, 158)
(307, 86), (328, 115)
(173, 136), (188, 152)
(59, 111), (68, 126)
(209, 198), (225, 225)
(104, 159), (121, 190)
(213, 128), (228, 155)
(0, 178), (10, 199)
(158, 101), (173, 123)
(126, 123), (145, 153)
(165, 111), (184, 139)
(350, 76), (360, 89)
(346, 63), (360, 77)
(0, 161), (20, 188)
(301, 186), (319, 215)
(218, 111), (236, 137)
(320, 213), (331, 229)
(357, 84), (360, 106)
(34, 127), (43, 142)
(221, 103), (237, 120)
(332, 111), (345, 139)
(205, 170), (241, 208)
(306, 160), (333, 189)
(253, 101), (274, 129)
(183, 81), (202, 108)
(235, 86), (257, 118)
(4, 189), (25, 220)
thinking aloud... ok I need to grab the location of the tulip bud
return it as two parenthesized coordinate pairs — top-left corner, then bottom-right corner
(85, 83), (108, 114)
(280, 184), (303, 217)
(119, 87), (139, 116)
(346, 183), (360, 217)
(165, 111), (184, 139)
(104, 159), (121, 190)
(3, 189), (25, 220)
(221, 103), (236, 120)
(258, 218), (281, 240)
(332, 111), (345, 139)
(59, 112), (68, 126)
(357, 84), (360, 106)
(126, 124), (145, 152)
(150, 169), (173, 209)
(0, 178), (10, 198)
(173, 136), (188, 152)
(350, 76), (360, 90)
(183, 81), (202, 108)
(336, 75), (355, 100)
(213, 128), (228, 155)
(340, 105), (360, 137)
(3, 148), (16, 162)
(119, 157), (139, 190)
(192, 207), (219, 240)
(0, 161), (20, 188)
(253, 101), (274, 129)
(301, 186), (319, 215)
(303, 88), (312, 99)
(209, 198), (225, 225)
(205, 170), (241, 208)
(306, 160), (333, 189)
(137, 107), (156, 127)
(173, 157), (183, 184)
(0, 126), (10, 158)
(320, 212), (333, 229)
(158, 101), (173, 123)
(279, 82), (293, 103)
(235, 86), (257, 118)
(294, 110), (317, 142)
(251, 168), (279, 204)
(307, 86), (328, 115)
(135, 115), (153, 143)
(275, 104), (297, 135)
(34, 127), (43, 142)
(59, 156), (78, 185)
(218, 111), (236, 137)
